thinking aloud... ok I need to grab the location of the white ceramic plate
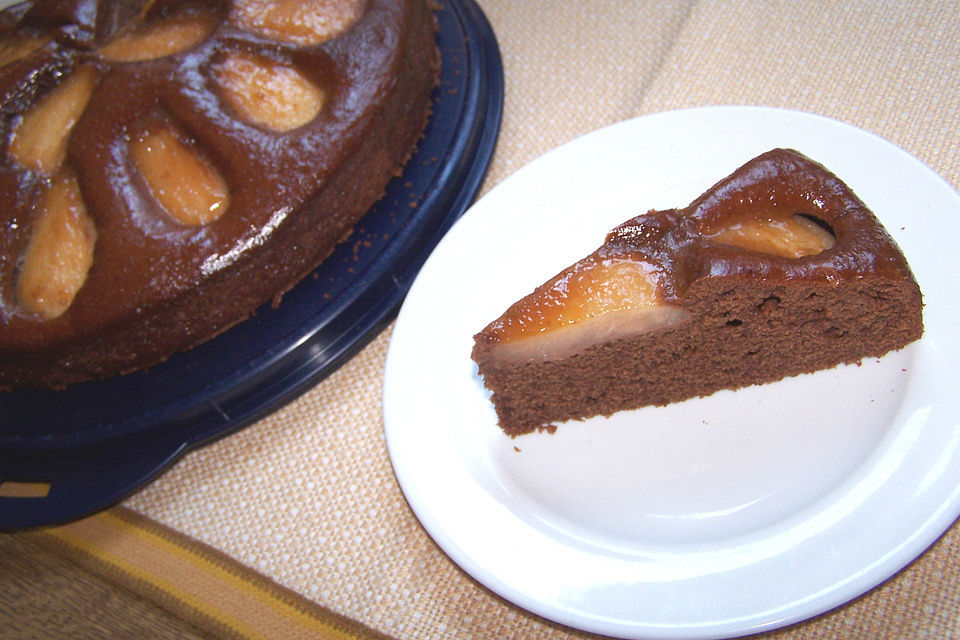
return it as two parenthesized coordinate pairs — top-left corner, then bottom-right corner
(382, 106), (960, 639)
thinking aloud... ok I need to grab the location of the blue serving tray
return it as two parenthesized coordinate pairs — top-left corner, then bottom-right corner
(0, 0), (503, 530)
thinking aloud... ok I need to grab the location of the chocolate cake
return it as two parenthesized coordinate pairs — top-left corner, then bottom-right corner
(0, 0), (439, 388)
(472, 149), (924, 436)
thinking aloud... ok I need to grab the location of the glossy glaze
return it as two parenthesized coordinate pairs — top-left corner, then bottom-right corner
(476, 149), (918, 354)
(0, 0), (438, 385)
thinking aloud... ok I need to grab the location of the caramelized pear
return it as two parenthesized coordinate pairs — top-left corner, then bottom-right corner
(16, 172), (97, 319)
(215, 53), (325, 132)
(230, 0), (361, 45)
(131, 122), (230, 226)
(9, 66), (98, 174)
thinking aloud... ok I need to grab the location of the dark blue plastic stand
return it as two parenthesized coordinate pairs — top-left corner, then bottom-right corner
(0, 0), (503, 530)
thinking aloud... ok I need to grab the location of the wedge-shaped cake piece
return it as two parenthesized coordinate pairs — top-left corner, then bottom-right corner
(472, 149), (924, 436)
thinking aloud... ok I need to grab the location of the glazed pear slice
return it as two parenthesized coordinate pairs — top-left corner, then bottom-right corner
(9, 65), (98, 173)
(214, 52), (325, 132)
(230, 0), (362, 45)
(131, 121), (230, 226)
(16, 171), (97, 320)
(708, 213), (835, 258)
(98, 8), (219, 62)
(476, 255), (691, 364)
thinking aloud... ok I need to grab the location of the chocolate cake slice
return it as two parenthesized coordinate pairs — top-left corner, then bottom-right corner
(472, 149), (924, 436)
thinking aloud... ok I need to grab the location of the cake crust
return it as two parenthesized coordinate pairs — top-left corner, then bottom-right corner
(473, 149), (924, 436)
(0, 0), (439, 388)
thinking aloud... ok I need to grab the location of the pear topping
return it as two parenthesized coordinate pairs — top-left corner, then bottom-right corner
(215, 52), (324, 132)
(230, 0), (361, 45)
(9, 66), (98, 174)
(16, 171), (97, 320)
(131, 122), (230, 226)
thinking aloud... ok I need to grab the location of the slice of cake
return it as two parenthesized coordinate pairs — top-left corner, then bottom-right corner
(472, 149), (924, 436)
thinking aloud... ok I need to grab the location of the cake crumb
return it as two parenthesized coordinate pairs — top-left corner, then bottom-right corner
(513, 446), (521, 452)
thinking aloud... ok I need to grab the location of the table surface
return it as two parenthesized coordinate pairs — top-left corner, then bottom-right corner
(4, 1), (960, 639)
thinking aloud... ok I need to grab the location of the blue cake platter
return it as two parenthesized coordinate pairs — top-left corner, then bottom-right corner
(0, 0), (503, 530)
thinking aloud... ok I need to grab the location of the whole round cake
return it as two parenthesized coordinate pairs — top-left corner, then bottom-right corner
(0, 0), (439, 388)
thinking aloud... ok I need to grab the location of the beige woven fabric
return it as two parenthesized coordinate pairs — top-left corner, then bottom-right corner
(125, 1), (960, 638)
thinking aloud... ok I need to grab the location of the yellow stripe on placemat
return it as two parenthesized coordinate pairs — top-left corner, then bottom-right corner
(29, 507), (388, 640)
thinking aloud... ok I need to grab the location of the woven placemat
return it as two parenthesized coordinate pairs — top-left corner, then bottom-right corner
(24, 1), (959, 638)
